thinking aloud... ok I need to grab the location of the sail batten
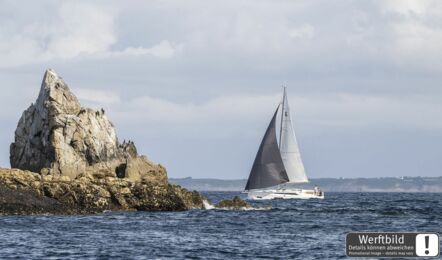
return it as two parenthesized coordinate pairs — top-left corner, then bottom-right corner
(245, 106), (289, 191)
(279, 87), (309, 183)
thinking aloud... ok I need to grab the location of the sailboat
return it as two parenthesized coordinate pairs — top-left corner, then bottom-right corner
(244, 87), (324, 200)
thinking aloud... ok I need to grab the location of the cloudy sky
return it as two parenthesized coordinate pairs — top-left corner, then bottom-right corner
(1, 0), (441, 179)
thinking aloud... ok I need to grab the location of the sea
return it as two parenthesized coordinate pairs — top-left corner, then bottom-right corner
(0, 192), (440, 259)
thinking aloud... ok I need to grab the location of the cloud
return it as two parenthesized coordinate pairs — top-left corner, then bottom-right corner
(380, 0), (433, 15)
(0, 2), (180, 68)
(129, 94), (278, 122)
(0, 2), (116, 67)
(112, 93), (280, 139)
(2, 0), (442, 70)
(112, 40), (181, 58)
(75, 88), (121, 106)
(180, 3), (317, 54)
(110, 92), (442, 139)
(288, 24), (314, 39)
(1, 1), (442, 177)
(45, 2), (116, 59)
(372, 0), (442, 67)
(291, 94), (442, 130)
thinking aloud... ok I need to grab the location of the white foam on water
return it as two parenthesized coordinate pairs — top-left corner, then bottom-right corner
(241, 206), (272, 211)
(215, 206), (272, 211)
(202, 200), (215, 210)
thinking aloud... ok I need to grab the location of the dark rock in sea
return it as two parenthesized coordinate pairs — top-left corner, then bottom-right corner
(0, 169), (203, 215)
(1, 69), (205, 215)
(215, 196), (252, 209)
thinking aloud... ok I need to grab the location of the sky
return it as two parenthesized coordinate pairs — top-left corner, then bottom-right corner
(0, 0), (441, 179)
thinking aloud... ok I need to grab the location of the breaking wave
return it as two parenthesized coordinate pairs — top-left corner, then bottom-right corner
(202, 199), (215, 210)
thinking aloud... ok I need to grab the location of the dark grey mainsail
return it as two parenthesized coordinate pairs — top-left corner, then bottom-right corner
(245, 106), (290, 191)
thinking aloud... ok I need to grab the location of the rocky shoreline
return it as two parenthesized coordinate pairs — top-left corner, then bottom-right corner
(0, 168), (204, 215)
(0, 69), (215, 215)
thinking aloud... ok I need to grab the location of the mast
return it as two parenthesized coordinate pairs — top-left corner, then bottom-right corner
(279, 86), (286, 148)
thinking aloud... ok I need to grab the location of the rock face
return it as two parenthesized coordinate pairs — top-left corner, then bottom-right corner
(11, 69), (149, 181)
(3, 69), (205, 214)
(0, 168), (203, 215)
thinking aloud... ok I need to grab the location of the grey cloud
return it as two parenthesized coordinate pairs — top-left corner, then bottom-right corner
(0, 0), (441, 179)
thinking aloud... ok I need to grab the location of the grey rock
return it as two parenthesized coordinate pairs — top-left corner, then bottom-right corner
(11, 69), (146, 181)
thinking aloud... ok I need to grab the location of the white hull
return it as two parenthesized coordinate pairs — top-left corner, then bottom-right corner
(246, 188), (324, 200)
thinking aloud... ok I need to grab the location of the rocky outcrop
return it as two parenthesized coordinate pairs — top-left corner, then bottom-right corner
(215, 196), (252, 209)
(214, 196), (271, 210)
(10, 69), (139, 180)
(2, 69), (205, 215)
(0, 168), (203, 215)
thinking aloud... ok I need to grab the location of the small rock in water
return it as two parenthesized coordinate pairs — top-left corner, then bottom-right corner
(215, 196), (252, 209)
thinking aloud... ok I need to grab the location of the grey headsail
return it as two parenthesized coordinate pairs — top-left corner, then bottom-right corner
(245, 106), (290, 191)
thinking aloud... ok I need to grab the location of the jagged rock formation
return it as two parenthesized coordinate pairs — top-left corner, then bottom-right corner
(11, 69), (151, 181)
(2, 69), (205, 214)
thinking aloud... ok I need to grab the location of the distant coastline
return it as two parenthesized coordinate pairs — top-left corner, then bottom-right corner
(170, 176), (442, 192)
